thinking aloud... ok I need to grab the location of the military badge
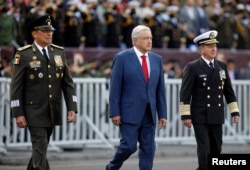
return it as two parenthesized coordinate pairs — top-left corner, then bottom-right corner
(30, 60), (41, 68)
(219, 70), (226, 79)
(13, 54), (21, 64)
(56, 73), (60, 78)
(54, 55), (64, 67)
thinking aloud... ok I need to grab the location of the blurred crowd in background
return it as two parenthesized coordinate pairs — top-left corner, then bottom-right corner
(1, 0), (250, 78)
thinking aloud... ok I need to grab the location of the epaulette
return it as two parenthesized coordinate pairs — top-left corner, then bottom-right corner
(50, 44), (64, 50)
(17, 45), (32, 51)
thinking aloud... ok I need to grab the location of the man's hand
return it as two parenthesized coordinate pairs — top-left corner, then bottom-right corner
(111, 116), (121, 126)
(67, 111), (76, 123)
(182, 119), (192, 128)
(16, 116), (27, 128)
(232, 115), (240, 123)
(159, 118), (167, 129)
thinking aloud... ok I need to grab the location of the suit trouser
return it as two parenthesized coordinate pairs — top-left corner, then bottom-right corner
(193, 124), (222, 170)
(27, 127), (53, 170)
(109, 104), (155, 170)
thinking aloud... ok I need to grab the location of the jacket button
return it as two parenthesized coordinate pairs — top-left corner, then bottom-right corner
(207, 95), (210, 98)
(207, 104), (210, 107)
(218, 103), (221, 107)
(49, 95), (52, 98)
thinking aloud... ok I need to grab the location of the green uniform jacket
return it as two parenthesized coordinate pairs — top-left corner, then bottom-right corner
(10, 43), (78, 127)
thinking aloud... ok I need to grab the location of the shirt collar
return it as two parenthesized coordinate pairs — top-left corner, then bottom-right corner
(202, 56), (214, 65)
(133, 46), (148, 58)
(34, 41), (48, 53)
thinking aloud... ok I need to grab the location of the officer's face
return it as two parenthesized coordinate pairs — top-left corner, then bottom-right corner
(32, 30), (54, 47)
(200, 43), (217, 61)
(133, 30), (152, 54)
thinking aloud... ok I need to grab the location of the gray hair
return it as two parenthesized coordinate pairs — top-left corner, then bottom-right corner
(131, 25), (151, 39)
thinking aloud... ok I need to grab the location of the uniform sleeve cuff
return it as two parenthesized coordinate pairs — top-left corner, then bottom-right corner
(181, 115), (191, 120)
(231, 112), (240, 117)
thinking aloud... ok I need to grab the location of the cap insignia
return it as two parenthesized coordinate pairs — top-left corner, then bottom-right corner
(46, 16), (51, 26)
(209, 32), (215, 39)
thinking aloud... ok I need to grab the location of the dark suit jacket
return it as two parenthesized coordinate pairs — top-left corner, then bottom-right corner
(109, 48), (167, 125)
(180, 58), (239, 124)
(10, 43), (78, 127)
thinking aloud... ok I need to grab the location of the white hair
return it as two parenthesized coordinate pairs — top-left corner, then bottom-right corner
(131, 25), (151, 39)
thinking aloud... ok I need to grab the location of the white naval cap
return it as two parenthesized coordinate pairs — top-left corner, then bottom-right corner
(152, 2), (165, 9)
(86, 0), (98, 3)
(128, 0), (140, 7)
(193, 30), (219, 45)
(166, 5), (179, 12)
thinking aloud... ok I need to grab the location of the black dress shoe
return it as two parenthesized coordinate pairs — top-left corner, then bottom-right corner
(106, 164), (109, 170)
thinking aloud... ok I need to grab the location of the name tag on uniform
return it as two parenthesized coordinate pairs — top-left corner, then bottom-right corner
(199, 74), (207, 78)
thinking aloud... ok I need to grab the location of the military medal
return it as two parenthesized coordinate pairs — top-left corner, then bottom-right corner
(56, 73), (60, 78)
(38, 72), (43, 78)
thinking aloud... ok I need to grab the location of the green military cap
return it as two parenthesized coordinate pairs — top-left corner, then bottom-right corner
(29, 15), (55, 31)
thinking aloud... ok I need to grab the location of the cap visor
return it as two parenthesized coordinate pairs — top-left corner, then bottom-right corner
(35, 26), (55, 31)
(200, 39), (219, 45)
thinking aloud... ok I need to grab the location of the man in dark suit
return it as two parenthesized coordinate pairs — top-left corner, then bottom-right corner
(106, 25), (167, 170)
(179, 30), (240, 170)
(10, 15), (78, 170)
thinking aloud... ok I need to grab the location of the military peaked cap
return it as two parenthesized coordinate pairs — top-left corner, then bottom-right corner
(29, 15), (55, 31)
(193, 30), (219, 45)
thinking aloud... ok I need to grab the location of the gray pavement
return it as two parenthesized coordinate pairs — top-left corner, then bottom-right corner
(0, 144), (250, 170)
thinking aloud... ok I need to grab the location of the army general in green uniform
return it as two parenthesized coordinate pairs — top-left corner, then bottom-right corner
(10, 15), (78, 170)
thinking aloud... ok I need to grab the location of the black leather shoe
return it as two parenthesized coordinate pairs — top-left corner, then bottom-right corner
(106, 164), (109, 170)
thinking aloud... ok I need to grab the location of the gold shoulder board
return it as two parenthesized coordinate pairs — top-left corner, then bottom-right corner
(50, 44), (64, 50)
(17, 45), (32, 51)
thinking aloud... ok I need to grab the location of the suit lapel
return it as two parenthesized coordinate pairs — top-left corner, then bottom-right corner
(210, 60), (221, 83)
(199, 58), (211, 74)
(199, 58), (221, 85)
(128, 48), (148, 83)
(148, 53), (156, 84)
(199, 58), (214, 85)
